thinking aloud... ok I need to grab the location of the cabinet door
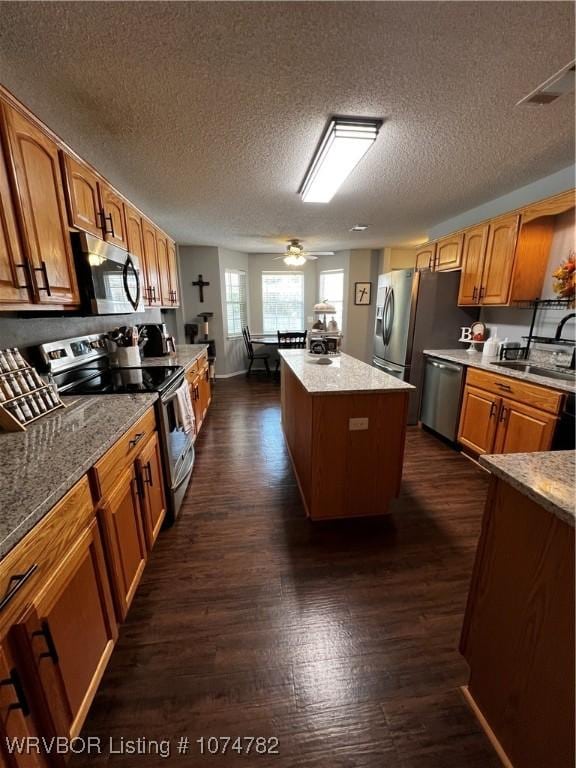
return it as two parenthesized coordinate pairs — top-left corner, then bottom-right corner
(435, 232), (463, 272)
(1, 104), (79, 307)
(98, 464), (147, 621)
(167, 239), (180, 307)
(60, 153), (103, 239)
(494, 398), (558, 454)
(124, 203), (148, 297)
(142, 219), (161, 306)
(415, 244), (436, 271)
(199, 362), (211, 417)
(458, 224), (488, 305)
(155, 230), (171, 306)
(99, 184), (128, 250)
(0, 135), (29, 306)
(12, 519), (116, 741)
(480, 214), (519, 305)
(136, 432), (167, 550)
(0, 643), (48, 768)
(191, 374), (203, 433)
(457, 385), (500, 455)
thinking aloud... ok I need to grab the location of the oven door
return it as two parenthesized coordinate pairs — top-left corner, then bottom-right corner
(159, 381), (195, 490)
(77, 233), (143, 314)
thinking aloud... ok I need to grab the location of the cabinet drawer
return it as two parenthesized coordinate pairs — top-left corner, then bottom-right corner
(92, 408), (157, 497)
(0, 476), (93, 631)
(466, 368), (564, 415)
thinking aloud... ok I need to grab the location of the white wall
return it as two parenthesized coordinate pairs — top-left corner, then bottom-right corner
(428, 165), (575, 240)
(341, 249), (379, 363)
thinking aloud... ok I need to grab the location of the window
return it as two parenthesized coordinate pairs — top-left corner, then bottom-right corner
(319, 269), (344, 329)
(224, 269), (247, 337)
(262, 272), (305, 333)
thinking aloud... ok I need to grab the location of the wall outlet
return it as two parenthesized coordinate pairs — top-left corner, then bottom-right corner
(349, 417), (369, 431)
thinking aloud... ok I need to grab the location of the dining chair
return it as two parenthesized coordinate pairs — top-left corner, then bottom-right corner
(242, 326), (271, 376)
(276, 331), (308, 371)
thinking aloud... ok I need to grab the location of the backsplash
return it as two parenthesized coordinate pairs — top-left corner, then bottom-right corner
(0, 308), (162, 354)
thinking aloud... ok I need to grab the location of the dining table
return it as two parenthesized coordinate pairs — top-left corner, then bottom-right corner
(250, 335), (279, 346)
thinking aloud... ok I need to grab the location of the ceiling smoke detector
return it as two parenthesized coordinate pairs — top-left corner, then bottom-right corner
(517, 60), (575, 107)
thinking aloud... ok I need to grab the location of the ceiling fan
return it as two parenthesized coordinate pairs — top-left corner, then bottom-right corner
(273, 239), (335, 267)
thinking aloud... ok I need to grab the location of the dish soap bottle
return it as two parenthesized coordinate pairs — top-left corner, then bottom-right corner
(482, 327), (500, 358)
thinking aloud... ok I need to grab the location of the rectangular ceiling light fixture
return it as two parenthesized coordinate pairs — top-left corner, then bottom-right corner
(300, 117), (382, 203)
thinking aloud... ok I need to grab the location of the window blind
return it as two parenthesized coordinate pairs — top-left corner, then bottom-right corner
(262, 272), (305, 334)
(224, 269), (248, 337)
(319, 269), (344, 329)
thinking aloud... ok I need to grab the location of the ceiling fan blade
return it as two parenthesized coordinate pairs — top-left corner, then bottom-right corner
(309, 251), (336, 256)
(305, 255), (319, 261)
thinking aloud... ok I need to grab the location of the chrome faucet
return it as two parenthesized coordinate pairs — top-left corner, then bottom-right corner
(554, 313), (575, 369)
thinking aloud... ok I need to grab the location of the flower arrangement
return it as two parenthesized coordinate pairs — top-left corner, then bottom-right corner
(552, 251), (575, 306)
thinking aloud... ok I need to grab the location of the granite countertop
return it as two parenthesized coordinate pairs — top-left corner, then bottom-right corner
(140, 344), (208, 371)
(0, 393), (157, 559)
(279, 350), (415, 395)
(480, 451), (575, 527)
(423, 349), (576, 394)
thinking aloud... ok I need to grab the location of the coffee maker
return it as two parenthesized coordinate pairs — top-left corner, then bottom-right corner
(140, 323), (175, 357)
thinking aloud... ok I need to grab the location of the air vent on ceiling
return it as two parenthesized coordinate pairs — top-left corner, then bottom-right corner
(517, 61), (575, 107)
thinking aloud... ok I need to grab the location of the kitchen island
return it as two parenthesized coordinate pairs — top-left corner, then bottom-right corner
(460, 451), (575, 768)
(279, 350), (414, 520)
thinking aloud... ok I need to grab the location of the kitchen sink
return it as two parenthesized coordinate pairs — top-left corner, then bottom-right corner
(491, 361), (575, 382)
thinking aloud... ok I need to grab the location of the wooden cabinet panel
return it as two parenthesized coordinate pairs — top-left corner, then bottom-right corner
(124, 203), (146, 285)
(136, 432), (167, 550)
(199, 361), (211, 416)
(493, 398), (557, 454)
(435, 232), (463, 272)
(167, 239), (180, 307)
(0, 643), (47, 768)
(98, 464), (147, 621)
(99, 184), (127, 250)
(457, 385), (499, 455)
(142, 219), (160, 306)
(458, 225), (488, 306)
(190, 373), (203, 434)
(479, 214), (519, 305)
(0, 135), (29, 307)
(414, 244), (436, 271)
(155, 230), (171, 306)
(1, 104), (79, 307)
(60, 153), (102, 239)
(12, 519), (116, 741)
(465, 367), (564, 415)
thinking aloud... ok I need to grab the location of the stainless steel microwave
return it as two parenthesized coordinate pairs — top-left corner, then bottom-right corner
(74, 232), (144, 315)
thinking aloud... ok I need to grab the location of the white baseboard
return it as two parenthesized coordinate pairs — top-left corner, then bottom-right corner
(215, 369), (248, 379)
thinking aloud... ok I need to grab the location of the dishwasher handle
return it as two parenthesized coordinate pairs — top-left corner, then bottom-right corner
(427, 359), (462, 373)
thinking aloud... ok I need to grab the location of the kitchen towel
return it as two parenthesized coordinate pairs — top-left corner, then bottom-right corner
(176, 380), (196, 434)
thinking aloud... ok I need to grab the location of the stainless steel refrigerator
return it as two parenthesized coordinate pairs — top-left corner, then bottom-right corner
(373, 269), (479, 424)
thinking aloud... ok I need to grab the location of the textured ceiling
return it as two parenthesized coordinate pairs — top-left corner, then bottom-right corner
(0, 1), (574, 252)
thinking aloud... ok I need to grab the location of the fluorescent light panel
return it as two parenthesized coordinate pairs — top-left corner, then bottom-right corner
(300, 118), (382, 203)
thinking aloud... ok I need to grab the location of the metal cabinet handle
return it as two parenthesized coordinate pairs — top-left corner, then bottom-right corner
(499, 405), (508, 423)
(143, 461), (153, 486)
(479, 286), (485, 300)
(0, 564), (38, 613)
(495, 382), (512, 391)
(472, 286), (478, 301)
(34, 261), (51, 296)
(0, 668), (30, 716)
(32, 621), (59, 664)
(129, 432), (145, 449)
(489, 401), (498, 418)
(14, 262), (32, 290)
(98, 210), (115, 237)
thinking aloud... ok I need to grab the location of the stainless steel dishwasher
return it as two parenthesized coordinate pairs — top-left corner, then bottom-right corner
(420, 356), (465, 441)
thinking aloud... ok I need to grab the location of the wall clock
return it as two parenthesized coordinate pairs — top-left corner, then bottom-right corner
(354, 282), (371, 305)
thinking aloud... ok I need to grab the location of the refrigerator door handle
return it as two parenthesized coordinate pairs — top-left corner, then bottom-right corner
(384, 288), (395, 345)
(381, 288), (390, 344)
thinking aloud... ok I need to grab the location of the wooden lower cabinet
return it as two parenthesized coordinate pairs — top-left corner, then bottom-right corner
(458, 368), (562, 456)
(11, 518), (116, 742)
(136, 432), (167, 550)
(98, 464), (147, 621)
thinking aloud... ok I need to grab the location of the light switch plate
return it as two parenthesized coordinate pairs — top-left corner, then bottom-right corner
(349, 417), (369, 431)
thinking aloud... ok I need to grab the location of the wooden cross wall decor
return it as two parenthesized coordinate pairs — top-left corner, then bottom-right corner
(192, 274), (210, 302)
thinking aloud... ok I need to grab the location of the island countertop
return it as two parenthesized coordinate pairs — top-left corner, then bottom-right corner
(480, 450), (575, 527)
(423, 349), (576, 394)
(279, 350), (415, 395)
(0, 393), (157, 559)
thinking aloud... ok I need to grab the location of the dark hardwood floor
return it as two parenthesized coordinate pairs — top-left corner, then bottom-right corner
(76, 376), (499, 767)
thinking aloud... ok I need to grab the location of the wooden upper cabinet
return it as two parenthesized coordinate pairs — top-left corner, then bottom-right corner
(136, 432), (167, 550)
(60, 153), (103, 238)
(142, 219), (160, 306)
(435, 232), (464, 272)
(0, 135), (29, 307)
(99, 183), (128, 250)
(167, 239), (180, 307)
(415, 244), (436, 271)
(479, 214), (519, 305)
(1, 103), (79, 307)
(11, 518), (116, 741)
(458, 224), (489, 306)
(124, 203), (148, 299)
(521, 189), (575, 224)
(155, 229), (171, 306)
